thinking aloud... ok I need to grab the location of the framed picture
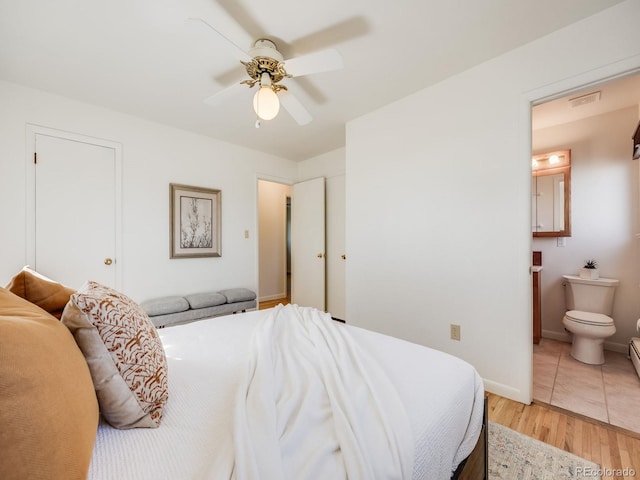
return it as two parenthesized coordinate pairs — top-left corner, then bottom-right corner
(170, 183), (221, 258)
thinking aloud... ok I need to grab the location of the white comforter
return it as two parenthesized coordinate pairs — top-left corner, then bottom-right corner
(230, 304), (414, 479)
(89, 307), (484, 480)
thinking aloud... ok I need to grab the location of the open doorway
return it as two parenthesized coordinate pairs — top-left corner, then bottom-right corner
(531, 71), (640, 433)
(258, 176), (329, 311)
(257, 179), (292, 308)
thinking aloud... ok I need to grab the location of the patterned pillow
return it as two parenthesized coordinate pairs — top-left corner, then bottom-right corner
(62, 281), (168, 429)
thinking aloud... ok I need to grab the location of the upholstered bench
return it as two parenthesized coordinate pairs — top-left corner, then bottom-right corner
(140, 288), (257, 328)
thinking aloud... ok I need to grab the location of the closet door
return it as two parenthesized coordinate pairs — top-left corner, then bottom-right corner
(29, 130), (121, 289)
(326, 174), (345, 320)
(291, 177), (325, 310)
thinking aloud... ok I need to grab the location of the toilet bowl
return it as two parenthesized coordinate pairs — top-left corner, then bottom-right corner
(562, 274), (619, 365)
(562, 310), (615, 365)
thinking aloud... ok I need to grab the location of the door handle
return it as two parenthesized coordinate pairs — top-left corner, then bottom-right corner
(341, 254), (346, 260)
(104, 258), (113, 266)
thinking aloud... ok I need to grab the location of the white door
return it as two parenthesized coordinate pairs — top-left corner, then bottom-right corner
(326, 174), (345, 320)
(291, 177), (325, 310)
(29, 130), (120, 289)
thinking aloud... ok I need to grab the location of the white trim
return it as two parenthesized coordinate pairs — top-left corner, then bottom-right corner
(541, 329), (572, 343)
(25, 124), (124, 290)
(483, 379), (531, 405)
(541, 330), (630, 354)
(255, 174), (294, 303)
(256, 173), (294, 186)
(523, 53), (640, 404)
(603, 340), (629, 354)
(524, 55), (640, 107)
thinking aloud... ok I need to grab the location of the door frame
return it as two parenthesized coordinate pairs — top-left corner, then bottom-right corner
(256, 174), (293, 306)
(523, 59), (640, 403)
(25, 124), (123, 289)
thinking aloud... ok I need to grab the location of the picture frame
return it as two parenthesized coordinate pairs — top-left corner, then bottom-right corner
(170, 183), (221, 258)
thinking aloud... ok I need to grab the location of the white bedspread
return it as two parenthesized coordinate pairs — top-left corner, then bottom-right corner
(231, 304), (414, 479)
(89, 307), (484, 480)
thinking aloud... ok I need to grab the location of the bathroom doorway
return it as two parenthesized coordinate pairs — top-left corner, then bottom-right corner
(258, 179), (292, 306)
(530, 71), (640, 432)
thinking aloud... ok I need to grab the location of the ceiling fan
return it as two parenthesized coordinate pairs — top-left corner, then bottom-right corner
(189, 17), (345, 127)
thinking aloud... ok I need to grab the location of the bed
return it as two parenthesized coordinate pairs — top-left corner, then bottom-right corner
(91, 305), (484, 479)
(0, 271), (485, 480)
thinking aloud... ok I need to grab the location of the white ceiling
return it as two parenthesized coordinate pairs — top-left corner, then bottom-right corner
(533, 72), (640, 130)
(0, 0), (626, 161)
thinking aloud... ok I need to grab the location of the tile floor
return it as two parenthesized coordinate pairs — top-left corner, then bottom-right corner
(533, 337), (640, 434)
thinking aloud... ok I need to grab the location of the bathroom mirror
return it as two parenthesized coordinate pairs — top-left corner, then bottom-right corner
(532, 149), (571, 237)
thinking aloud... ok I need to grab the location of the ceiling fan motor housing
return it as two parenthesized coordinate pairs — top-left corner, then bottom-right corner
(242, 39), (289, 87)
(249, 39), (283, 61)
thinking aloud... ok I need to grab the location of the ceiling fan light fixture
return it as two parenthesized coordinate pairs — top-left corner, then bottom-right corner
(253, 85), (280, 121)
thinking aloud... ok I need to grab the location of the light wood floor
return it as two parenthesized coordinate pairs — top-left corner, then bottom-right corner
(257, 300), (640, 477)
(488, 393), (640, 478)
(258, 297), (291, 310)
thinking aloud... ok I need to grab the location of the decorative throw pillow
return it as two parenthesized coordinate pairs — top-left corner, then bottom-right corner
(5, 266), (75, 319)
(62, 281), (169, 429)
(0, 287), (98, 480)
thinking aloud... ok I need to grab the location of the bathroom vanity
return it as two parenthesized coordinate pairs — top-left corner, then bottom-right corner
(532, 251), (542, 344)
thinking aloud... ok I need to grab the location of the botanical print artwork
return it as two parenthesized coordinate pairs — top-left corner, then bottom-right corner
(180, 195), (213, 249)
(170, 183), (220, 258)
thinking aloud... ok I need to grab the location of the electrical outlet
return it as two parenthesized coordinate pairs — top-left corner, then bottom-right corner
(450, 324), (461, 341)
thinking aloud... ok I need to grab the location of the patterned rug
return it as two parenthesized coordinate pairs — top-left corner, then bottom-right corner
(489, 421), (602, 479)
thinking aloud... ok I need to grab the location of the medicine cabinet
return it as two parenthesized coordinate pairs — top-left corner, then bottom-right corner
(532, 149), (571, 237)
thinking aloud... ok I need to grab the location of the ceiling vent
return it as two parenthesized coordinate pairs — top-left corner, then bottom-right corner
(568, 91), (601, 108)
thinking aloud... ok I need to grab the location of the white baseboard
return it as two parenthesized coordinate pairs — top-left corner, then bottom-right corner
(541, 329), (629, 354)
(258, 292), (287, 302)
(483, 378), (531, 405)
(604, 340), (629, 354)
(541, 329), (571, 343)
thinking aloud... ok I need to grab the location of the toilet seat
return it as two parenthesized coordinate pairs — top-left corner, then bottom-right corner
(565, 310), (613, 326)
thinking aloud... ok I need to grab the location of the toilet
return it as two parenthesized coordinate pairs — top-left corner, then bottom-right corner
(561, 274), (619, 365)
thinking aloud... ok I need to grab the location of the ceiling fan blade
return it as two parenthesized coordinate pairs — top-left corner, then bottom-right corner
(214, 0), (265, 43)
(290, 17), (370, 52)
(279, 90), (312, 126)
(204, 83), (246, 107)
(185, 17), (252, 63)
(284, 49), (344, 78)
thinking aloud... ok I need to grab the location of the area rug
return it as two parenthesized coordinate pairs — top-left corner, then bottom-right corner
(488, 421), (602, 479)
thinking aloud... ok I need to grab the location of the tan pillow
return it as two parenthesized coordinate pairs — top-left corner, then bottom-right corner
(0, 287), (98, 480)
(5, 266), (75, 319)
(62, 281), (169, 429)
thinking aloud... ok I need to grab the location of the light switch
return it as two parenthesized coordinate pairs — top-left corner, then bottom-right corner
(244, 230), (249, 239)
(557, 237), (566, 247)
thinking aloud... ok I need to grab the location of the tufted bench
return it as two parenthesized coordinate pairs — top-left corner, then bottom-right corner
(140, 288), (257, 328)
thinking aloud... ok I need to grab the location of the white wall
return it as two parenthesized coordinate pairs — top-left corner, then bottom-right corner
(257, 180), (291, 301)
(345, 0), (640, 403)
(532, 106), (640, 352)
(297, 148), (346, 319)
(0, 80), (297, 301)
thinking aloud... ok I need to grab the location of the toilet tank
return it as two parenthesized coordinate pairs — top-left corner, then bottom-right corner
(562, 275), (619, 315)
